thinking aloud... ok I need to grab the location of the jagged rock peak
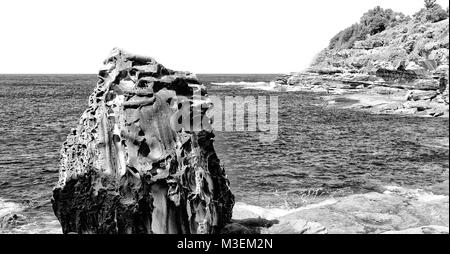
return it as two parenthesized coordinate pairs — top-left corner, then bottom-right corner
(52, 48), (234, 234)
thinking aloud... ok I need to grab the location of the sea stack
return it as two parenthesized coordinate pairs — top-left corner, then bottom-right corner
(51, 48), (235, 234)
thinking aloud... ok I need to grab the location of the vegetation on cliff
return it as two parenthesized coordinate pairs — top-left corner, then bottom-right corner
(311, 0), (449, 73)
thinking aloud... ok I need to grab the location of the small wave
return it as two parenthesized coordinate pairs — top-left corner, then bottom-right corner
(383, 186), (448, 202)
(211, 81), (293, 92)
(0, 198), (26, 233)
(212, 81), (328, 93)
(0, 198), (24, 218)
(233, 199), (338, 220)
(4, 214), (62, 234)
(0, 198), (62, 234)
(211, 81), (268, 86)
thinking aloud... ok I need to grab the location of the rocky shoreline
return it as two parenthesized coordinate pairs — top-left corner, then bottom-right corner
(230, 184), (449, 234)
(3, 182), (448, 234)
(273, 63), (449, 118)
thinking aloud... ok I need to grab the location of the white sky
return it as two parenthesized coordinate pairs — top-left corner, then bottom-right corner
(0, 0), (448, 74)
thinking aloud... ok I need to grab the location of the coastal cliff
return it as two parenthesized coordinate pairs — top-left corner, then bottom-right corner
(277, 5), (449, 117)
(51, 49), (234, 234)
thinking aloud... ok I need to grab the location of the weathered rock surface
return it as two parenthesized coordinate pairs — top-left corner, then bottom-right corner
(375, 68), (422, 83)
(229, 202), (329, 234)
(406, 90), (438, 101)
(51, 49), (234, 234)
(260, 219), (327, 234)
(231, 186), (449, 234)
(286, 15), (450, 117)
(274, 67), (449, 117)
(311, 18), (449, 76)
(382, 225), (449, 234)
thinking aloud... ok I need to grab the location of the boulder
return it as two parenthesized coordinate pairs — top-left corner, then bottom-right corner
(51, 49), (234, 234)
(406, 90), (438, 101)
(404, 101), (433, 111)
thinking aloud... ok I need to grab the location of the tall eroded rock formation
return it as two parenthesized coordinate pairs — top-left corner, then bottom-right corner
(52, 48), (234, 234)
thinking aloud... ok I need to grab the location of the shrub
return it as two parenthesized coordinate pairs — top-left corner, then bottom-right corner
(360, 6), (402, 35)
(328, 6), (406, 50)
(427, 5), (449, 22)
(414, 4), (449, 23)
(329, 24), (361, 49)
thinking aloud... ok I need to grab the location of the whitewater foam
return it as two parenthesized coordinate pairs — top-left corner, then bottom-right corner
(211, 81), (330, 93)
(0, 198), (23, 218)
(383, 186), (449, 202)
(211, 81), (268, 87)
(233, 199), (338, 220)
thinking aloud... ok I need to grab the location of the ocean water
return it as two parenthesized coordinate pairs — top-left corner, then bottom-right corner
(0, 74), (448, 233)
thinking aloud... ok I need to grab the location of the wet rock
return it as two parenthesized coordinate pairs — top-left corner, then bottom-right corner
(382, 225), (449, 234)
(231, 202), (329, 234)
(0, 213), (27, 229)
(229, 185), (449, 234)
(51, 49), (234, 234)
(220, 218), (278, 234)
(261, 219), (328, 234)
(220, 223), (259, 234)
(431, 111), (445, 117)
(274, 75), (291, 85)
(276, 189), (448, 234)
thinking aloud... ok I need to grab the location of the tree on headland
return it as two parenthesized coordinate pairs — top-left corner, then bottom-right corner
(360, 6), (398, 35)
(424, 0), (437, 10)
(328, 1), (449, 50)
(414, 1), (448, 23)
(328, 6), (405, 50)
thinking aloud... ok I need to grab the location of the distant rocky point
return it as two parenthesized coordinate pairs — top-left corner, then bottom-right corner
(276, 5), (449, 117)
